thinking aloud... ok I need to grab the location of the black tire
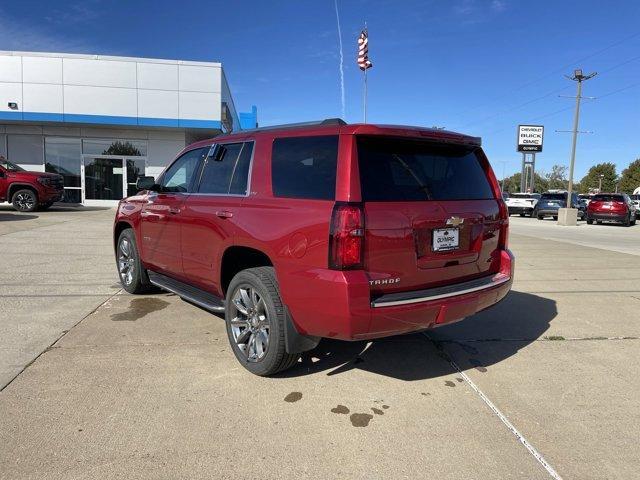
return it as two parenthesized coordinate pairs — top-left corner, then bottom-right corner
(116, 229), (152, 294)
(587, 219), (593, 225)
(597, 220), (603, 225)
(519, 213), (526, 217)
(631, 216), (637, 226)
(624, 214), (631, 227)
(225, 267), (299, 376)
(11, 189), (38, 212)
(553, 215), (558, 221)
(537, 215), (543, 220)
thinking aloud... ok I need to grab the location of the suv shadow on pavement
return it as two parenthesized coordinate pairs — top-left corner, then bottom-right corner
(0, 213), (39, 222)
(277, 291), (557, 381)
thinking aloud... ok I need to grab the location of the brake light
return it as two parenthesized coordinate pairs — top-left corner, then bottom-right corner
(497, 199), (509, 249)
(329, 203), (365, 270)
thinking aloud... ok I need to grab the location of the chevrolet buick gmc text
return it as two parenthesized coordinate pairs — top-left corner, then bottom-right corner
(114, 120), (514, 375)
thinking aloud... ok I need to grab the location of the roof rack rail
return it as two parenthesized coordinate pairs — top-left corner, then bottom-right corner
(239, 118), (346, 133)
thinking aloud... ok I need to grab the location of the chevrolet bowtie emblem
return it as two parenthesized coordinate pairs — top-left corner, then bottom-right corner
(446, 216), (464, 227)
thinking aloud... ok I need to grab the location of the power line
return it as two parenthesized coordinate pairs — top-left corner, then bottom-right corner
(451, 30), (640, 121)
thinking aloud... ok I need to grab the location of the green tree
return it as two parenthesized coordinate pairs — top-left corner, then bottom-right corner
(545, 164), (568, 190)
(619, 158), (640, 194)
(502, 172), (548, 194)
(102, 141), (142, 156)
(578, 163), (618, 193)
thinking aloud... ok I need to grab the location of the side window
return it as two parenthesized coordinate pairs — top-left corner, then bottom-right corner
(198, 142), (253, 195)
(161, 147), (207, 193)
(271, 135), (338, 200)
(229, 142), (253, 195)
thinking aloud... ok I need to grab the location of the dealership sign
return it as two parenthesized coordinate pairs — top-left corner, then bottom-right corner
(517, 125), (544, 152)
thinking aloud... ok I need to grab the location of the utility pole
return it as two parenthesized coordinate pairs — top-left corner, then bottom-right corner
(558, 69), (597, 225)
(566, 69), (597, 204)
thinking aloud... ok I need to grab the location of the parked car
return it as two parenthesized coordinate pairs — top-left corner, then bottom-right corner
(113, 120), (514, 376)
(505, 192), (540, 217)
(0, 157), (64, 212)
(629, 194), (640, 210)
(534, 192), (585, 220)
(578, 193), (593, 206)
(586, 193), (637, 226)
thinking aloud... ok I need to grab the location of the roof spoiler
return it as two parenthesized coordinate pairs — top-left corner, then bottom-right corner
(240, 118), (346, 133)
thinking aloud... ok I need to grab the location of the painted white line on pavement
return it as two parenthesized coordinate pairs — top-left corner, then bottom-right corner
(426, 335), (564, 480)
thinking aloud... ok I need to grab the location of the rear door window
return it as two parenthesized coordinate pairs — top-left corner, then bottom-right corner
(357, 136), (494, 201)
(198, 142), (253, 195)
(271, 135), (338, 200)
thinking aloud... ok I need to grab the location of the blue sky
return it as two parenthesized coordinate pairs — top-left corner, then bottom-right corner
(1, 0), (639, 179)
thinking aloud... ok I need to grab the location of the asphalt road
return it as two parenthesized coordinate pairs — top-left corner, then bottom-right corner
(1, 206), (639, 479)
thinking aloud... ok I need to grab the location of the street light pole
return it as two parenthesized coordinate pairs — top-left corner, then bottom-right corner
(598, 174), (604, 192)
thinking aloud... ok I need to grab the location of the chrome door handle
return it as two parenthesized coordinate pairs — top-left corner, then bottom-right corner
(169, 207), (180, 215)
(216, 210), (233, 219)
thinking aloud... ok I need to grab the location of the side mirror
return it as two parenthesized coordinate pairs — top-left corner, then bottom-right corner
(136, 176), (161, 192)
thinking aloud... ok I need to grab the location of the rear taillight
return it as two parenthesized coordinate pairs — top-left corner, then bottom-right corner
(329, 203), (365, 270)
(497, 199), (509, 249)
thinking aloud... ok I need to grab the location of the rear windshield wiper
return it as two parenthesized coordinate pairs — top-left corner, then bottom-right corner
(391, 154), (432, 199)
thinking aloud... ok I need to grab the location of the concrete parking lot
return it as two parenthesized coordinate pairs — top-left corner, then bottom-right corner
(1, 206), (639, 479)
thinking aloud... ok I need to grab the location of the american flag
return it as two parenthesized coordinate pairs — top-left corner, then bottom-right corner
(357, 29), (372, 71)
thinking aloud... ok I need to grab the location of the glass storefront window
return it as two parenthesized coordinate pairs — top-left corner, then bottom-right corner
(7, 135), (44, 165)
(126, 158), (146, 197)
(83, 139), (147, 156)
(0, 135), (6, 157)
(45, 137), (81, 188)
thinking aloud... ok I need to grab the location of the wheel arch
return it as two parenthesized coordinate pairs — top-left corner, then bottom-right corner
(113, 220), (134, 250)
(8, 183), (38, 200)
(220, 245), (274, 296)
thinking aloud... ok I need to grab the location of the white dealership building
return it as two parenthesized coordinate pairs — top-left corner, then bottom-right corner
(0, 51), (256, 204)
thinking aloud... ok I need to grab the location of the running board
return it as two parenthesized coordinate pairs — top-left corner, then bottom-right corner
(147, 271), (226, 313)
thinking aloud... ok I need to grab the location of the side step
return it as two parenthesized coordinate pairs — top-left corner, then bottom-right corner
(148, 271), (225, 313)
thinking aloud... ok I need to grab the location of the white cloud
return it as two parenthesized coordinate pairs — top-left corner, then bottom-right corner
(0, 7), (94, 53)
(491, 0), (507, 12)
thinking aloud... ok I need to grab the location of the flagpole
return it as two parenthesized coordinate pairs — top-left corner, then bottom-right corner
(363, 66), (367, 123)
(363, 23), (368, 124)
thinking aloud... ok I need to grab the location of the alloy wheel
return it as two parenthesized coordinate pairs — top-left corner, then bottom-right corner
(229, 285), (270, 362)
(118, 237), (136, 286)
(15, 192), (35, 211)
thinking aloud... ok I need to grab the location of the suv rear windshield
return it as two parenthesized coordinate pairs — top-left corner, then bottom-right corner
(592, 194), (624, 202)
(510, 193), (539, 199)
(540, 193), (566, 201)
(357, 136), (494, 201)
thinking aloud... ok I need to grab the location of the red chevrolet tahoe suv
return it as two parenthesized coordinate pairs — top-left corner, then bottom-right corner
(114, 120), (514, 375)
(0, 157), (64, 212)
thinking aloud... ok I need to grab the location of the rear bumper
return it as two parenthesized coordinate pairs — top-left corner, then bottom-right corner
(588, 212), (627, 222)
(508, 206), (533, 215)
(536, 208), (560, 216)
(280, 249), (514, 341)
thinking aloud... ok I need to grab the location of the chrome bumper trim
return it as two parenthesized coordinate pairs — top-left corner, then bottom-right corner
(371, 272), (511, 308)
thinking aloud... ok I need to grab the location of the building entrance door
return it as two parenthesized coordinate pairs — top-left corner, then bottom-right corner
(81, 155), (147, 205)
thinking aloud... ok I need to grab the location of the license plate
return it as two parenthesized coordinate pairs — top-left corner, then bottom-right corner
(432, 228), (459, 252)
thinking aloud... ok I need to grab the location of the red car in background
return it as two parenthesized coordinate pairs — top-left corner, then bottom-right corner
(586, 193), (637, 226)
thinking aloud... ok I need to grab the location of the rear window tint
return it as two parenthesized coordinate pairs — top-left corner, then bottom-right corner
(593, 194), (624, 202)
(357, 136), (494, 201)
(540, 193), (566, 200)
(510, 194), (538, 199)
(271, 136), (338, 200)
